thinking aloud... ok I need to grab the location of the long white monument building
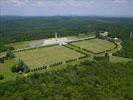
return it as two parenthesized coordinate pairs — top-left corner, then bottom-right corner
(31, 33), (72, 47)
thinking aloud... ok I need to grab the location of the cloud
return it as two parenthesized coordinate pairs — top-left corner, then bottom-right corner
(0, 0), (133, 17)
(114, 0), (128, 4)
(1, 0), (95, 7)
(29, 0), (95, 7)
(0, 0), (29, 6)
(59, 0), (95, 7)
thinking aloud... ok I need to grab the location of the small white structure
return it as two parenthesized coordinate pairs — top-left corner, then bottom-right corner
(99, 31), (108, 37)
(55, 32), (58, 41)
(0, 52), (6, 59)
(114, 37), (119, 41)
(97, 31), (109, 39)
(59, 41), (67, 46)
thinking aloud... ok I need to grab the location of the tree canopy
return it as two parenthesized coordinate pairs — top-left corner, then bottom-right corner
(0, 59), (133, 100)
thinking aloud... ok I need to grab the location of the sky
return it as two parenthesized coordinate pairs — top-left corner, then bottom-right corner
(0, 0), (133, 17)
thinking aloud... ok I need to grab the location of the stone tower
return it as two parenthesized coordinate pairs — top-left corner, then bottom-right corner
(130, 32), (132, 38)
(55, 32), (58, 41)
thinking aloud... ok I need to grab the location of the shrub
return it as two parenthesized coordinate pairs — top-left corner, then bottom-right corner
(22, 64), (30, 73)
(105, 53), (109, 58)
(11, 64), (17, 72)
(0, 74), (4, 80)
(4, 56), (8, 60)
(33, 73), (39, 79)
(43, 66), (47, 69)
(9, 53), (15, 59)
(11, 60), (30, 73)
(0, 58), (4, 63)
(6, 50), (15, 59)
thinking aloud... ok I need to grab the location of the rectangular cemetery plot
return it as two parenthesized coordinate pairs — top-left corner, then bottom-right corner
(15, 45), (84, 68)
(71, 39), (116, 54)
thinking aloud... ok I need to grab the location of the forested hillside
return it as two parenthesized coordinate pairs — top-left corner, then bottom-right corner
(0, 59), (133, 100)
(0, 16), (133, 43)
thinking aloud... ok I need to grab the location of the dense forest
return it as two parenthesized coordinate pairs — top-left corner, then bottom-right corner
(0, 59), (133, 100)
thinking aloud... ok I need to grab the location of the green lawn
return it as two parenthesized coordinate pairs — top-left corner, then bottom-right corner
(6, 41), (30, 50)
(15, 45), (84, 69)
(71, 39), (116, 53)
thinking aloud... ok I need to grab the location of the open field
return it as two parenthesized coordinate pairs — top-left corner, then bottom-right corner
(15, 45), (84, 69)
(71, 39), (116, 53)
(6, 41), (30, 50)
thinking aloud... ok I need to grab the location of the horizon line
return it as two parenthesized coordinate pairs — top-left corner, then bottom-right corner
(0, 15), (133, 18)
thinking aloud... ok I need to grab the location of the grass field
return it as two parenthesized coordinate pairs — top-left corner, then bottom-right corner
(6, 41), (30, 50)
(15, 45), (84, 69)
(71, 39), (116, 53)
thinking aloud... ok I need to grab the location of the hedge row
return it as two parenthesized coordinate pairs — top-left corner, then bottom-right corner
(68, 43), (81, 49)
(82, 48), (95, 54)
(30, 66), (47, 72)
(78, 55), (88, 60)
(49, 62), (63, 67)
(30, 62), (63, 72)
(75, 49), (88, 56)
(65, 58), (77, 63)
(63, 45), (88, 56)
